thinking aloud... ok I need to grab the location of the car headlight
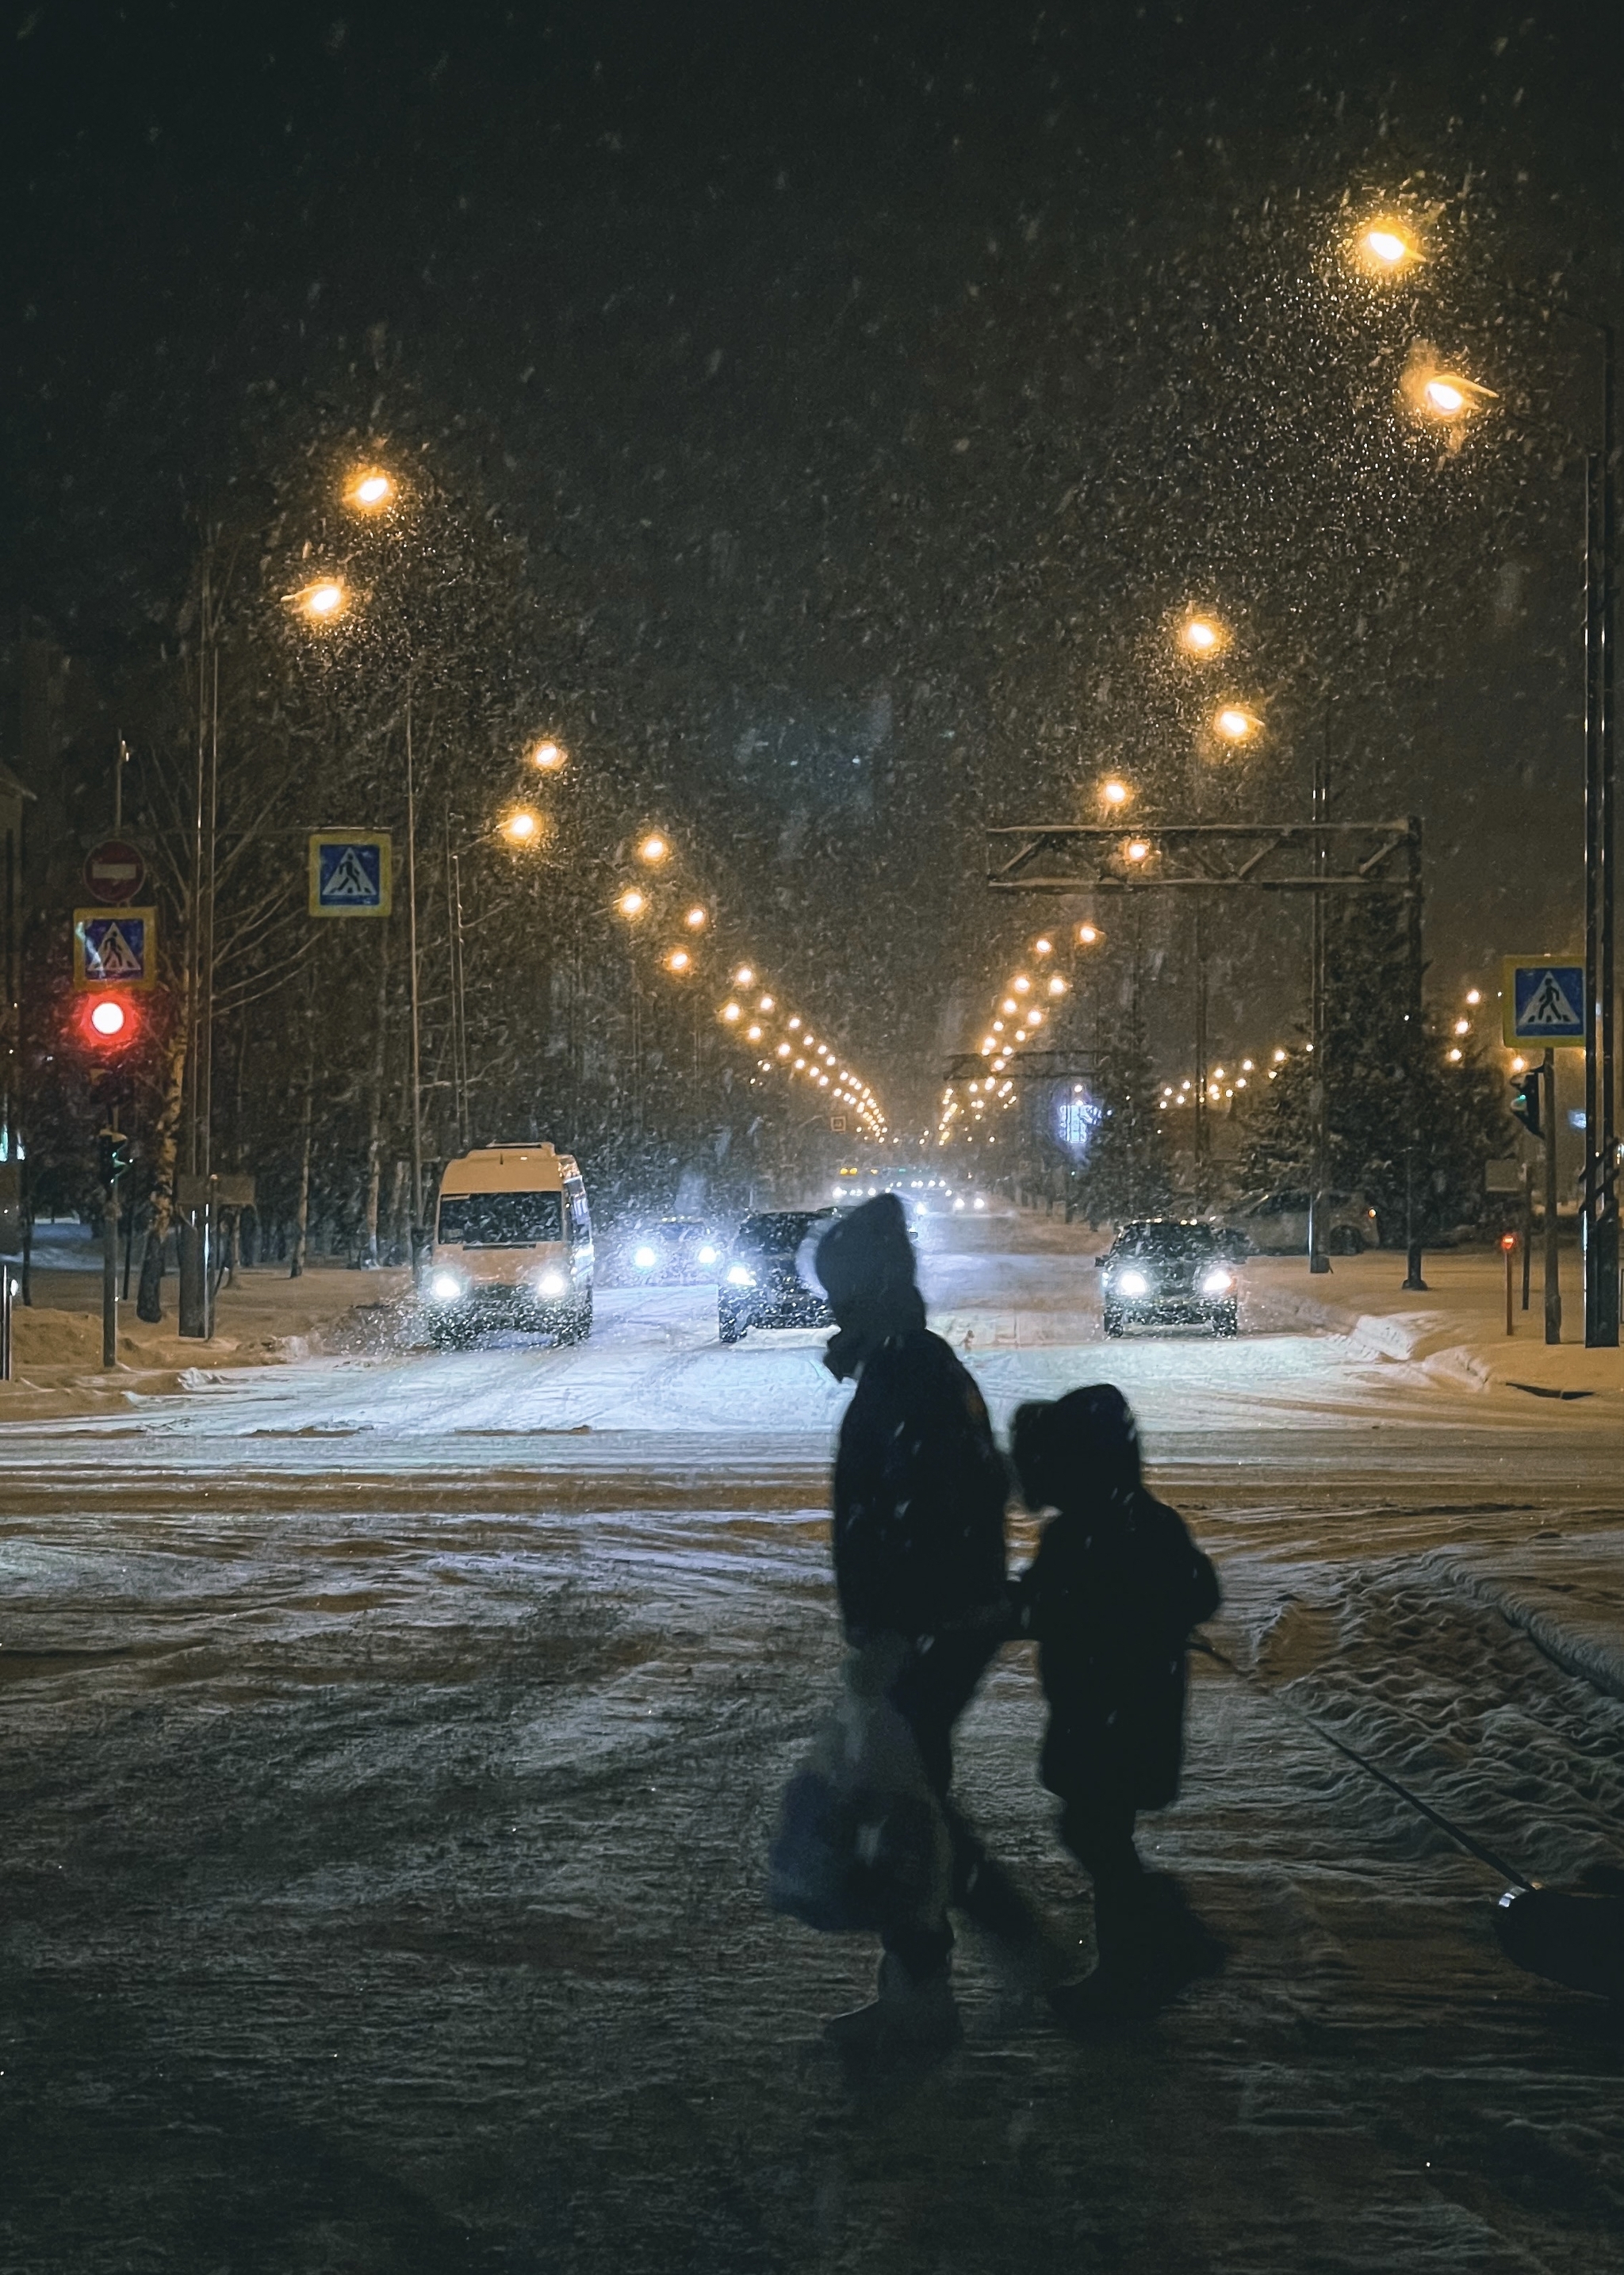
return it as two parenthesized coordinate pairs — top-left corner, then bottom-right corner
(1201, 1267), (1234, 1296)
(697, 1244), (718, 1266)
(428, 1271), (464, 1304)
(1118, 1270), (1150, 1298)
(726, 1265), (756, 1288)
(632, 1245), (657, 1270)
(537, 1270), (569, 1299)
(973, 1197), (986, 1210)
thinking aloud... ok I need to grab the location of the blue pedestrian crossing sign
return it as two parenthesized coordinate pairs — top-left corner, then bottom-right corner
(73, 906), (158, 990)
(309, 832), (392, 918)
(1503, 957), (1585, 1048)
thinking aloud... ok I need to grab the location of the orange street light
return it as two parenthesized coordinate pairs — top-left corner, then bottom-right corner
(345, 467), (396, 512)
(638, 833), (669, 864)
(616, 888), (647, 918)
(1401, 350), (1497, 427)
(530, 738), (567, 772)
(1125, 839), (1151, 863)
(1350, 219), (1421, 278)
(665, 948), (691, 974)
(501, 808), (542, 845)
(1212, 704), (1261, 744)
(1178, 615), (1228, 657)
(1101, 778), (1131, 807)
(684, 905), (708, 930)
(291, 578), (348, 622)
(1078, 922), (1101, 945)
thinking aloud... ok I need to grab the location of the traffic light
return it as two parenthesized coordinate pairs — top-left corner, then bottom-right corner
(79, 993), (140, 1052)
(1510, 1067), (1542, 1138)
(96, 1128), (133, 1188)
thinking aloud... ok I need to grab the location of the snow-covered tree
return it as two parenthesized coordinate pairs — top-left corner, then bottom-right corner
(1072, 1004), (1174, 1230)
(1236, 897), (1509, 1241)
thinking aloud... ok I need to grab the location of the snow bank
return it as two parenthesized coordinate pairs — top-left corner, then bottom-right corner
(1421, 1534), (1624, 1704)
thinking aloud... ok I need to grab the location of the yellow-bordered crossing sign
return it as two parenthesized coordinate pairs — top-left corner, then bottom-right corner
(73, 906), (158, 990)
(309, 832), (392, 917)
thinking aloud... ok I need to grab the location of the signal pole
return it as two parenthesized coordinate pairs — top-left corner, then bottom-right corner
(1542, 1047), (1562, 1344)
(98, 1117), (130, 1368)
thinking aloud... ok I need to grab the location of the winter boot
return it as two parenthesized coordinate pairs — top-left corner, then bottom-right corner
(1047, 1874), (1163, 2030)
(1050, 1875), (1224, 2031)
(1140, 1873), (1227, 1993)
(823, 1954), (963, 2064)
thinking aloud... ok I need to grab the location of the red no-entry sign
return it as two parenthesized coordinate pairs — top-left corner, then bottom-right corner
(82, 839), (147, 904)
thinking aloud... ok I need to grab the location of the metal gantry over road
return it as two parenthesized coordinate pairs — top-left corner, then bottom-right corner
(986, 816), (1432, 1289)
(986, 818), (1423, 898)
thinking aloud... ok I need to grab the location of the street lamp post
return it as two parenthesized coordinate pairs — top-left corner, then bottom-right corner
(1387, 280), (1617, 1341)
(1582, 325), (1618, 1346)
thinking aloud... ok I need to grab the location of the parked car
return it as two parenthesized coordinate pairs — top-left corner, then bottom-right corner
(718, 1209), (837, 1344)
(625, 1218), (722, 1284)
(1222, 1188), (1379, 1257)
(1097, 1218), (1240, 1338)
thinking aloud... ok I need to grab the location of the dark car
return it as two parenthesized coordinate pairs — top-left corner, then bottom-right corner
(1097, 1219), (1240, 1339)
(625, 1218), (722, 1285)
(718, 1210), (837, 1344)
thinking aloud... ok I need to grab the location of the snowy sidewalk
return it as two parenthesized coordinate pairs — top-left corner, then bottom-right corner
(0, 1227), (414, 1414)
(1241, 1247), (1624, 1402)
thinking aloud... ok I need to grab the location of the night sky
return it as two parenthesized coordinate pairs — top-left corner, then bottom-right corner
(5, 0), (1621, 1116)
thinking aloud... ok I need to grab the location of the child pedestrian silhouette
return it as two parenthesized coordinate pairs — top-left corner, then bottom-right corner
(1010, 1385), (1224, 2024)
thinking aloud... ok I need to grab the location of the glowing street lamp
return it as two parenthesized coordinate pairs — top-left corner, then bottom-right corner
(1100, 778), (1131, 807)
(1401, 353), (1498, 426)
(530, 739), (567, 773)
(617, 888), (647, 919)
(292, 578), (348, 622)
(500, 808), (542, 845)
(1212, 705), (1261, 745)
(1178, 615), (1228, 657)
(638, 833), (669, 864)
(665, 948), (692, 975)
(345, 467), (396, 512)
(684, 905), (708, 930)
(1078, 922), (1101, 945)
(1125, 839), (1151, 864)
(733, 966), (754, 986)
(1350, 219), (1421, 278)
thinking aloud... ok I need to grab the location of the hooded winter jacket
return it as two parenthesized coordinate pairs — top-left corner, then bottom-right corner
(832, 1327), (1010, 1645)
(1019, 1486), (1217, 1808)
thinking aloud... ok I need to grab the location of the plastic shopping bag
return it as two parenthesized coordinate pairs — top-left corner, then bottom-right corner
(767, 1643), (952, 1934)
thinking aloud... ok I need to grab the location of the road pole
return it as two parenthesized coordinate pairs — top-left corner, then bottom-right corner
(1308, 714), (1331, 1273)
(102, 1176), (119, 1369)
(1581, 324), (1618, 1345)
(1402, 825), (1428, 1291)
(178, 566), (212, 1339)
(1192, 900), (1208, 1210)
(1542, 1048), (1561, 1344)
(404, 688), (425, 1281)
(1521, 1159), (1534, 1309)
(0, 1253), (12, 1380)
(1503, 1234), (1516, 1336)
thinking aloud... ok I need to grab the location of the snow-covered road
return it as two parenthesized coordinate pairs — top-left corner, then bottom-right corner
(1, 1229), (1621, 2271)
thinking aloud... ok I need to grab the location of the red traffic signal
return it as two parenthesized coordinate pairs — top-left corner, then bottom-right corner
(80, 994), (139, 1049)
